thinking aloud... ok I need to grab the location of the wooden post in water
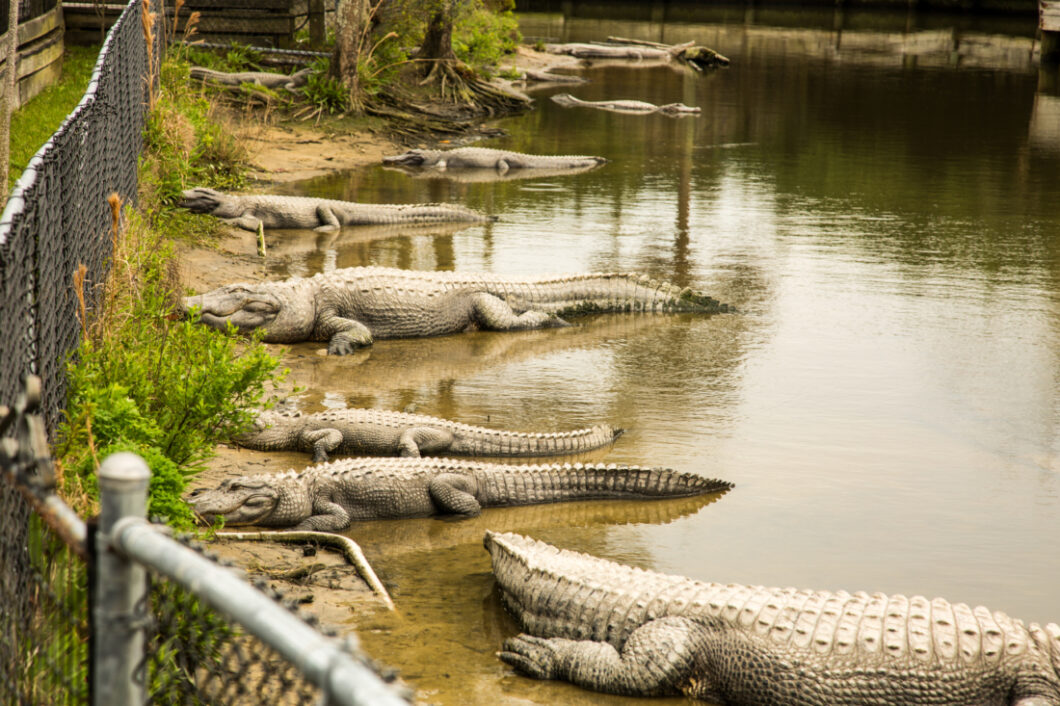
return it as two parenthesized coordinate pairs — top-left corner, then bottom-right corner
(1043, 0), (1060, 65)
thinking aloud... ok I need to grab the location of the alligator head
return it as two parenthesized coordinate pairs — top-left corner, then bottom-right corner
(382, 149), (431, 167)
(181, 279), (316, 342)
(658, 103), (702, 115)
(187, 477), (281, 526)
(178, 187), (243, 218)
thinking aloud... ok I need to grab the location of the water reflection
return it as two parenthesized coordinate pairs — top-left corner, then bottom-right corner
(267, 9), (1060, 704)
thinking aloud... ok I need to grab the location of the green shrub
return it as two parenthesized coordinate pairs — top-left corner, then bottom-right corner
(453, 2), (521, 72)
(58, 210), (283, 527)
(303, 57), (349, 113)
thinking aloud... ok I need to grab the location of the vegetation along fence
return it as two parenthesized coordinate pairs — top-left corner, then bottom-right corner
(0, 1), (407, 703)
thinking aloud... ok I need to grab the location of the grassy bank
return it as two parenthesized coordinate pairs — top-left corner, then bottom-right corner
(56, 54), (285, 528)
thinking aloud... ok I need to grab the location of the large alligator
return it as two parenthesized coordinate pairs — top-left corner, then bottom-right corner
(381, 147), (607, 173)
(181, 266), (733, 354)
(382, 163), (603, 184)
(179, 187), (494, 232)
(188, 458), (733, 531)
(551, 93), (701, 115)
(236, 408), (623, 462)
(487, 531), (1060, 705)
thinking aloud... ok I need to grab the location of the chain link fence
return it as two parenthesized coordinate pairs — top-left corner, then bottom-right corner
(0, 1), (406, 702)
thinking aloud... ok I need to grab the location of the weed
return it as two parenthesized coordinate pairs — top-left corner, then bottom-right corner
(453, 3), (521, 71)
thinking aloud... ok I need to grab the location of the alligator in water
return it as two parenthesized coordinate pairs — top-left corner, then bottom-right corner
(237, 408), (623, 463)
(486, 531), (1060, 705)
(381, 147), (607, 173)
(179, 187), (494, 232)
(188, 459), (733, 531)
(551, 93), (700, 115)
(181, 266), (733, 354)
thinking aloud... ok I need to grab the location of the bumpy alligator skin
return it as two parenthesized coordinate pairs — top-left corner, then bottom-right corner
(179, 188), (494, 232)
(381, 146), (607, 172)
(237, 408), (623, 463)
(486, 532), (1060, 705)
(188, 459), (733, 531)
(551, 93), (701, 115)
(189, 67), (311, 92)
(181, 266), (733, 354)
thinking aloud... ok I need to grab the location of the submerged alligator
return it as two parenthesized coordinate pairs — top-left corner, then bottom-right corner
(382, 147), (607, 173)
(188, 459), (733, 530)
(237, 408), (623, 462)
(181, 266), (733, 354)
(551, 93), (701, 115)
(487, 532), (1060, 705)
(179, 188), (494, 232)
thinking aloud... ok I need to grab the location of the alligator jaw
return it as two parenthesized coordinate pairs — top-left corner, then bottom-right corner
(382, 150), (426, 167)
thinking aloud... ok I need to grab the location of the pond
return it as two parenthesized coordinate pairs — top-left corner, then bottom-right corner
(274, 11), (1060, 704)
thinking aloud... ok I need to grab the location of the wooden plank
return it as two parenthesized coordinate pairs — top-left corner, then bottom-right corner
(181, 0), (293, 9)
(1043, 0), (1060, 31)
(18, 4), (62, 45)
(17, 30), (64, 80)
(18, 58), (63, 105)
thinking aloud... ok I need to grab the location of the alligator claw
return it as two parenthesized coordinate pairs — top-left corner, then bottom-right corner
(499, 635), (562, 679)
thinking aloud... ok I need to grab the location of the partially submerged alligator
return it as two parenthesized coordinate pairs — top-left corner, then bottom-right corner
(382, 147), (607, 173)
(487, 531), (1060, 704)
(382, 163), (603, 184)
(237, 408), (623, 462)
(179, 188), (494, 232)
(189, 67), (311, 93)
(551, 93), (700, 115)
(188, 459), (733, 530)
(181, 266), (733, 354)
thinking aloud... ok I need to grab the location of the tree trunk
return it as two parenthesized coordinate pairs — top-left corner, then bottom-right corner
(332, 0), (368, 112)
(418, 1), (456, 65)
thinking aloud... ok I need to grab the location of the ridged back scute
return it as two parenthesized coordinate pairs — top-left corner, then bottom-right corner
(485, 532), (1060, 673)
(309, 267), (732, 314)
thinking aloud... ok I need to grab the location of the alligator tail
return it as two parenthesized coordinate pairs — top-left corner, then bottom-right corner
(450, 424), (622, 457)
(476, 464), (732, 507)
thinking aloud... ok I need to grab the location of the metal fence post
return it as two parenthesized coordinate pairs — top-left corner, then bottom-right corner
(94, 452), (150, 706)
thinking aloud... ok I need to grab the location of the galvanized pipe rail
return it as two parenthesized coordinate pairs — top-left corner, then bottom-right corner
(97, 453), (408, 706)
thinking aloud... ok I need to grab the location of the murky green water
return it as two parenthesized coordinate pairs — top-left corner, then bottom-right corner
(270, 11), (1060, 704)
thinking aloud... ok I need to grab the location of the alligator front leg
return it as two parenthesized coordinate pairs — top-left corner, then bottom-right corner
(221, 213), (265, 232)
(396, 427), (456, 457)
(320, 317), (374, 354)
(469, 293), (571, 332)
(314, 205), (342, 232)
(500, 617), (716, 699)
(294, 498), (351, 531)
(427, 474), (482, 515)
(300, 428), (343, 463)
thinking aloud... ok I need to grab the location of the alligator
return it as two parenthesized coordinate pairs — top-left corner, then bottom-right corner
(178, 188), (494, 232)
(381, 147), (607, 173)
(236, 408), (623, 463)
(181, 266), (733, 354)
(189, 67), (312, 93)
(487, 531), (1060, 705)
(551, 93), (701, 115)
(188, 458), (733, 531)
(382, 163), (604, 184)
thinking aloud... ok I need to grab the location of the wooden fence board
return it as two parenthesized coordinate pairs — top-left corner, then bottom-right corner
(1042, 0), (1060, 30)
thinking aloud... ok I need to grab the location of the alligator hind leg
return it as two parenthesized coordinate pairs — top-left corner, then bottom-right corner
(469, 293), (570, 332)
(397, 427), (456, 457)
(500, 617), (716, 698)
(314, 205), (342, 232)
(427, 474), (482, 515)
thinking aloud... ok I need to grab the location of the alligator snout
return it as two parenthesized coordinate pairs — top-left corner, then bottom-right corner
(382, 150), (426, 167)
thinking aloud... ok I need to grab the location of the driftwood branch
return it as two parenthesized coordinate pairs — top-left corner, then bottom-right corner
(217, 530), (395, 610)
